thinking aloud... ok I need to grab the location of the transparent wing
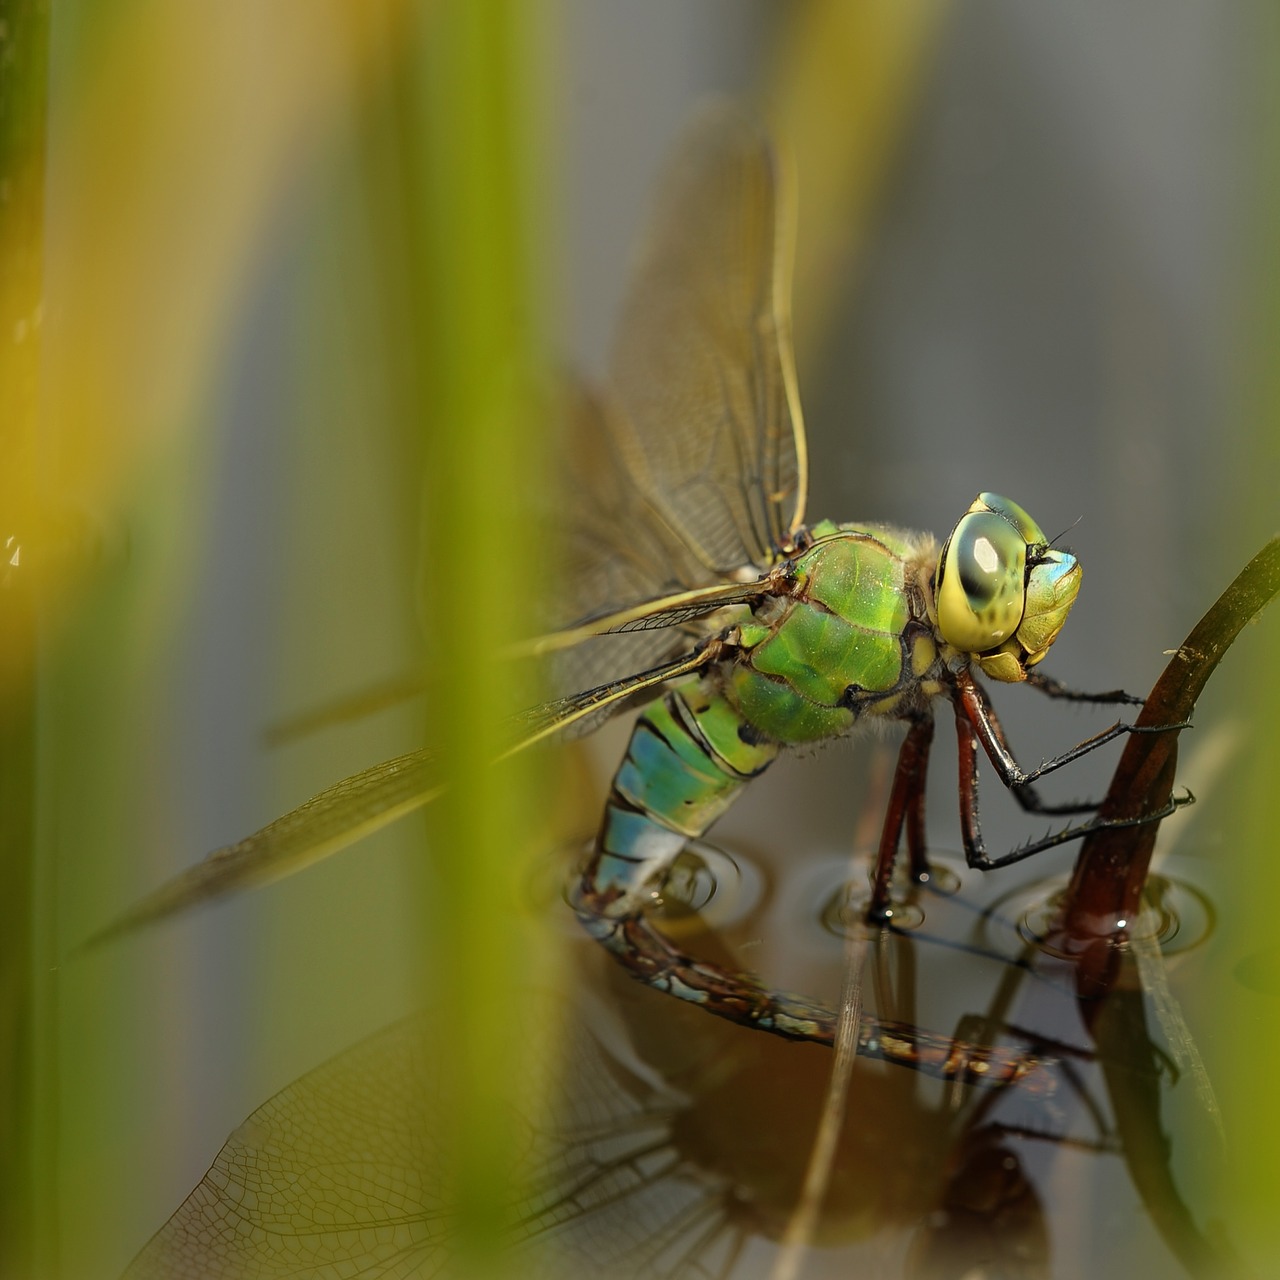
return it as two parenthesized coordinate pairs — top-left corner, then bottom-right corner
(552, 99), (809, 691)
(259, 385), (765, 746)
(512, 579), (771, 660)
(606, 102), (807, 579)
(121, 1007), (737, 1280)
(509, 646), (714, 748)
(103, 106), (801, 942)
(91, 650), (715, 941)
(267, 106), (805, 743)
(550, 379), (748, 701)
(86, 749), (442, 944)
(560, 378), (711, 619)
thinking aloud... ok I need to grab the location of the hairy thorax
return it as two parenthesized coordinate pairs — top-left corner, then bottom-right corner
(721, 522), (944, 746)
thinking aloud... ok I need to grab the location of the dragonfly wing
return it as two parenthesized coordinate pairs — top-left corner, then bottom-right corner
(513, 578), (771, 660)
(607, 102), (807, 577)
(105, 109), (800, 942)
(87, 749), (440, 944)
(550, 379), (739, 700)
(122, 1003), (716, 1280)
(561, 378), (716, 614)
(270, 109), (805, 723)
(510, 646), (715, 747)
(91, 652), (712, 941)
(552, 139), (807, 694)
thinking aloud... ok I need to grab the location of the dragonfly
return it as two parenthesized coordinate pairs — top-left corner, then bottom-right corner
(97, 103), (1188, 1049)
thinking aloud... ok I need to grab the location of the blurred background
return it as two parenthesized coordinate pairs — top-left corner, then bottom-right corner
(2, 2), (1277, 1277)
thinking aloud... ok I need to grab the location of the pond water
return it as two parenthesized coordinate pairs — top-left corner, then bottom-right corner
(122, 833), (1243, 1280)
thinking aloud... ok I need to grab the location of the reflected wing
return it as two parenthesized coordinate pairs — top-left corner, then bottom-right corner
(122, 1007), (733, 1280)
(91, 651), (715, 942)
(606, 103), (807, 579)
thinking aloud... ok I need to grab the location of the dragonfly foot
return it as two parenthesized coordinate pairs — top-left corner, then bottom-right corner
(1125, 717), (1194, 735)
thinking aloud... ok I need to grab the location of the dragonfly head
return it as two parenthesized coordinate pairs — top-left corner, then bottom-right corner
(934, 493), (1082, 683)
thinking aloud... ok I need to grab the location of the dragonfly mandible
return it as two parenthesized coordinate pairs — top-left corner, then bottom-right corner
(96, 104), (1187, 1046)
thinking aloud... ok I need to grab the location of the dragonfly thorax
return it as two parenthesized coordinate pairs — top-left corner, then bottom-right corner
(722, 523), (942, 746)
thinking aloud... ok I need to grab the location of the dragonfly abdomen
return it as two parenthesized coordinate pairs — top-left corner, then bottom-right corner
(577, 677), (778, 915)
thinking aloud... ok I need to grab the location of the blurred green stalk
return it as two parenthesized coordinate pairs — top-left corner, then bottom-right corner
(0, 3), (51, 1277)
(1221, 5), (1280, 1268)
(362, 3), (558, 1276)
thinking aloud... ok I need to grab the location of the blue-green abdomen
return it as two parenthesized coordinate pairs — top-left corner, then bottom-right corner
(578, 526), (927, 915)
(581, 679), (778, 912)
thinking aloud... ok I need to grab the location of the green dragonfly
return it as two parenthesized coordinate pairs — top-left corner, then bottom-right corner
(100, 105), (1186, 1049)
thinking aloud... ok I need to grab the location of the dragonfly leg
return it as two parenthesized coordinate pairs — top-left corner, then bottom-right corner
(868, 714), (935, 920)
(961, 675), (1098, 818)
(951, 691), (1193, 872)
(1024, 669), (1145, 707)
(957, 668), (1191, 812)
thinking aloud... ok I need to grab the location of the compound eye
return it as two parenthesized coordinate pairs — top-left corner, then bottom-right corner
(935, 511), (1027, 652)
(975, 492), (1047, 545)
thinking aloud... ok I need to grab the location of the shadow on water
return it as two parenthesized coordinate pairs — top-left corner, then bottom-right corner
(120, 537), (1280, 1280)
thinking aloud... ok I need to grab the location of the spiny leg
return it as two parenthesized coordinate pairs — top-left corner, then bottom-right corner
(868, 715), (934, 920)
(960, 672), (1189, 819)
(963, 676), (1094, 818)
(956, 669), (1191, 791)
(951, 689), (1191, 873)
(1024, 669), (1145, 707)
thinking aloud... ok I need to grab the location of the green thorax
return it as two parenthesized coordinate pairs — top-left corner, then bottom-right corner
(727, 523), (938, 745)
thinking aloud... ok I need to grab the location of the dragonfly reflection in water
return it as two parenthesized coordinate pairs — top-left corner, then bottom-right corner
(127, 845), (1145, 1280)
(101, 104), (1186, 1058)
